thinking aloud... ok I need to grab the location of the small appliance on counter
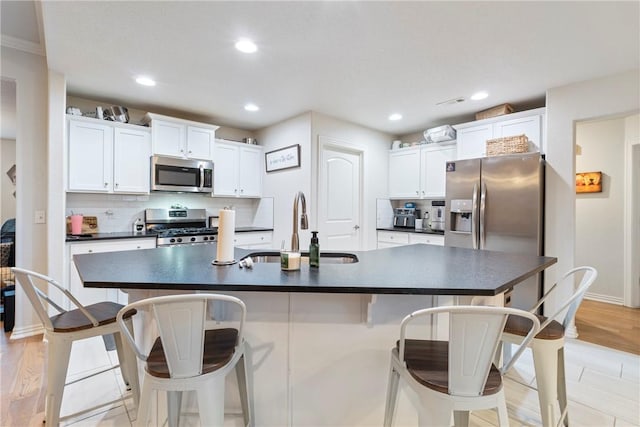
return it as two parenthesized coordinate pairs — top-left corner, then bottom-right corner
(427, 201), (445, 231)
(393, 208), (421, 229)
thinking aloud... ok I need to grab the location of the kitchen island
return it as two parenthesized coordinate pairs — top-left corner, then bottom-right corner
(74, 244), (556, 426)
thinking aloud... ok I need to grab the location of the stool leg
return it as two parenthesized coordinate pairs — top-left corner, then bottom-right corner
(114, 328), (140, 409)
(417, 396), (452, 427)
(453, 410), (470, 426)
(46, 336), (72, 427)
(532, 339), (560, 427)
(197, 376), (225, 427)
(557, 347), (569, 426)
(134, 375), (152, 427)
(383, 363), (401, 427)
(236, 353), (252, 427)
(496, 391), (510, 427)
(167, 391), (182, 427)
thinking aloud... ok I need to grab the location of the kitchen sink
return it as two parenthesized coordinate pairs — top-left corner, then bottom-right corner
(245, 251), (358, 264)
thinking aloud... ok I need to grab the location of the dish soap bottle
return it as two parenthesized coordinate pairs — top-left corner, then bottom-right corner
(309, 231), (320, 268)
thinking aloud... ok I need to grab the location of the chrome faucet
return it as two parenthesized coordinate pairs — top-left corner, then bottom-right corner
(291, 191), (308, 252)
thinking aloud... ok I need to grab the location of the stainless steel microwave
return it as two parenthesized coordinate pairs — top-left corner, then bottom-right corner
(151, 155), (214, 193)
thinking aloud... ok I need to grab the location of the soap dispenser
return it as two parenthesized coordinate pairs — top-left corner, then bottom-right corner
(309, 231), (320, 268)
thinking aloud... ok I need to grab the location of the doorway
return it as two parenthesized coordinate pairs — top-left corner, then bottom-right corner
(317, 136), (363, 251)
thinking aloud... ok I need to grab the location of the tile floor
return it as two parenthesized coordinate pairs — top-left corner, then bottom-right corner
(60, 337), (639, 426)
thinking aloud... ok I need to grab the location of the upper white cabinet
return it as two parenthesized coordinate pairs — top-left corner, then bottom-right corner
(67, 116), (151, 194)
(388, 145), (454, 199)
(213, 139), (263, 198)
(455, 108), (545, 160)
(142, 113), (218, 160)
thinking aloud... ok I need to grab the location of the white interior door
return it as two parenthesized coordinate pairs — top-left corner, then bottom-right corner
(319, 139), (362, 251)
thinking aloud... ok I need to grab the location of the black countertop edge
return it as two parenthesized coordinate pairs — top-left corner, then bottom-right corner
(376, 227), (444, 235)
(66, 227), (274, 242)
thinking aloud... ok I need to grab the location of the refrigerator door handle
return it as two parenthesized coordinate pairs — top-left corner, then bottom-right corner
(472, 183), (479, 250)
(479, 181), (487, 249)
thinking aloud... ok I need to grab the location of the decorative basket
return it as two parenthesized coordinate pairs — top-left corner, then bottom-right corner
(475, 103), (513, 121)
(486, 134), (529, 156)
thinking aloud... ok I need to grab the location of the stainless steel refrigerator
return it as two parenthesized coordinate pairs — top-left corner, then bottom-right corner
(444, 152), (544, 310)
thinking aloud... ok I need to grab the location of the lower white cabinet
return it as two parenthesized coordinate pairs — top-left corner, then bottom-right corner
(234, 231), (273, 249)
(67, 238), (156, 307)
(377, 230), (444, 248)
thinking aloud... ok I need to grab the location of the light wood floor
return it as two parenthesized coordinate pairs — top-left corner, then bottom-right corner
(576, 299), (640, 355)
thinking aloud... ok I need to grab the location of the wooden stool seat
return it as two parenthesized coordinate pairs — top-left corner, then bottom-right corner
(147, 328), (239, 378)
(50, 301), (135, 332)
(504, 314), (564, 340)
(400, 339), (502, 395)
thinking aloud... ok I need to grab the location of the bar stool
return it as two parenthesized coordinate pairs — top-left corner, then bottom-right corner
(502, 266), (597, 427)
(384, 305), (540, 426)
(116, 293), (252, 427)
(11, 267), (140, 426)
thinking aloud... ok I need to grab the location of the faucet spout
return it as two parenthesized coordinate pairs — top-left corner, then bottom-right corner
(291, 191), (308, 252)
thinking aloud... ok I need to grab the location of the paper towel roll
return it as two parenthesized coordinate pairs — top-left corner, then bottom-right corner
(216, 208), (236, 262)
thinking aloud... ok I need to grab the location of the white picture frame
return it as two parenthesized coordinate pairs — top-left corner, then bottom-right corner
(265, 144), (301, 172)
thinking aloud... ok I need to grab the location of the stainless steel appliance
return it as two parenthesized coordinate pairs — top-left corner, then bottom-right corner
(151, 156), (214, 193)
(445, 152), (544, 310)
(145, 208), (217, 246)
(393, 208), (421, 228)
(428, 201), (445, 231)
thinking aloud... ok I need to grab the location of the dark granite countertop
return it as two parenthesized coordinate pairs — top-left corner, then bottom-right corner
(74, 243), (556, 296)
(65, 227), (273, 242)
(377, 227), (444, 235)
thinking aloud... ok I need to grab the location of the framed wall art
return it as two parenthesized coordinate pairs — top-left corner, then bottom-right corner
(576, 171), (602, 193)
(265, 144), (301, 172)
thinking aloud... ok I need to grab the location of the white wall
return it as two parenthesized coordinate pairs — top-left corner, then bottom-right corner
(1, 139), (16, 224)
(1, 46), (49, 334)
(310, 112), (392, 250)
(256, 113), (313, 251)
(545, 69), (639, 326)
(575, 117), (626, 302)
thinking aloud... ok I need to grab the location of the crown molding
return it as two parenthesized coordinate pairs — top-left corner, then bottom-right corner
(1, 35), (45, 56)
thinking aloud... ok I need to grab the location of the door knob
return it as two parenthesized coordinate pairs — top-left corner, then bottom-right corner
(354, 225), (360, 230)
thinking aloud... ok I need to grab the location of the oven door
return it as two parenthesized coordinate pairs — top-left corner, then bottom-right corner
(151, 156), (213, 193)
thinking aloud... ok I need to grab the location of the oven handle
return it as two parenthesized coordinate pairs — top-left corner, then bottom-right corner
(199, 165), (205, 190)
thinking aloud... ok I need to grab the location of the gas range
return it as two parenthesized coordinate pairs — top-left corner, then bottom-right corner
(145, 208), (218, 246)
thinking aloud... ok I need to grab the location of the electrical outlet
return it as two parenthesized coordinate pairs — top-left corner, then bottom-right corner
(35, 210), (46, 224)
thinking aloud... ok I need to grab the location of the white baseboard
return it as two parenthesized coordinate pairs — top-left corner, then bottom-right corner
(9, 323), (44, 340)
(584, 292), (624, 305)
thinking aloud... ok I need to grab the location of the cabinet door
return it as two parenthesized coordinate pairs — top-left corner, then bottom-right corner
(389, 148), (421, 199)
(68, 120), (113, 192)
(492, 114), (542, 153)
(113, 128), (151, 193)
(421, 146), (456, 199)
(68, 239), (156, 307)
(213, 142), (239, 196)
(456, 124), (493, 160)
(238, 145), (263, 197)
(152, 120), (185, 157)
(186, 126), (215, 160)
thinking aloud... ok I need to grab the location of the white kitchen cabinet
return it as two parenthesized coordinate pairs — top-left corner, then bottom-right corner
(389, 145), (455, 199)
(143, 113), (218, 160)
(409, 233), (444, 246)
(67, 238), (156, 307)
(389, 148), (421, 199)
(67, 116), (150, 194)
(233, 231), (273, 249)
(213, 140), (263, 198)
(420, 145), (456, 198)
(455, 108), (545, 160)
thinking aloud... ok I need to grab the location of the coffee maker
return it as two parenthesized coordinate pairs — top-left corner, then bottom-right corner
(427, 201), (445, 231)
(393, 208), (421, 228)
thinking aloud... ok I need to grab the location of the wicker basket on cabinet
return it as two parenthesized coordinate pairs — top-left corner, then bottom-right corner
(486, 134), (529, 156)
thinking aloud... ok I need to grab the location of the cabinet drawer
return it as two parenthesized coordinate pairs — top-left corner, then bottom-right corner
(377, 231), (410, 245)
(409, 233), (444, 246)
(234, 231), (273, 247)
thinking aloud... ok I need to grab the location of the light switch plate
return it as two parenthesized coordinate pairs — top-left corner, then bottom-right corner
(35, 210), (46, 224)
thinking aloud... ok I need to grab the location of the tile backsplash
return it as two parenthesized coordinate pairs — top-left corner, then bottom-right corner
(66, 193), (273, 233)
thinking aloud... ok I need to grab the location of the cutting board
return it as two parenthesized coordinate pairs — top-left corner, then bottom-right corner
(66, 216), (99, 234)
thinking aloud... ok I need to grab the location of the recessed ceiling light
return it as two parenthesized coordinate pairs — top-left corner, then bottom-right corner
(244, 103), (259, 112)
(235, 38), (258, 53)
(470, 91), (489, 101)
(388, 113), (403, 121)
(135, 76), (156, 86)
